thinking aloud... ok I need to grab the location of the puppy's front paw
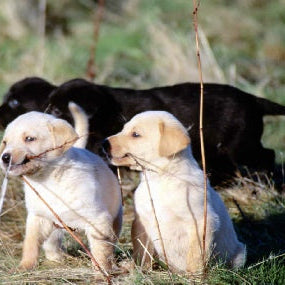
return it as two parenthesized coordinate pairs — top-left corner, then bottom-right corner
(45, 250), (65, 263)
(18, 259), (37, 271)
(95, 259), (112, 274)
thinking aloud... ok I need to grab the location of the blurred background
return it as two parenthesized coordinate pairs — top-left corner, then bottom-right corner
(0, 0), (284, 155)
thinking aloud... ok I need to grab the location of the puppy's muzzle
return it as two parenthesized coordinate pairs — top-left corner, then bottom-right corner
(1, 152), (30, 166)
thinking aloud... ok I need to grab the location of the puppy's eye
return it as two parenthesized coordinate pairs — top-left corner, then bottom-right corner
(25, 136), (36, 142)
(132, 132), (140, 138)
(51, 108), (62, 117)
(8, 99), (20, 109)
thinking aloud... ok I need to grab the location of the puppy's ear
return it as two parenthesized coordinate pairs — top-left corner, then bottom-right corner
(48, 119), (79, 155)
(159, 121), (190, 157)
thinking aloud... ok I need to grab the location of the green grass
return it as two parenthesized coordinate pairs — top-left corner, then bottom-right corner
(0, 0), (285, 283)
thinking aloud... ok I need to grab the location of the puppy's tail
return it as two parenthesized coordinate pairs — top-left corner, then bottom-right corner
(68, 102), (89, 148)
(257, 97), (285, 116)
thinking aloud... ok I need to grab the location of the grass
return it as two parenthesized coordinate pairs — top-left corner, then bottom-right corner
(0, 0), (285, 283)
(1, 174), (285, 284)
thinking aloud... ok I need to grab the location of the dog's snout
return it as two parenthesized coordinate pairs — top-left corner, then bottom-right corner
(2, 153), (11, 164)
(102, 139), (111, 154)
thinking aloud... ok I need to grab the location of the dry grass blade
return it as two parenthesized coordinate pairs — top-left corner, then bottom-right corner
(142, 169), (169, 267)
(192, 0), (208, 273)
(37, 0), (46, 76)
(86, 0), (105, 80)
(248, 252), (285, 270)
(27, 136), (82, 160)
(116, 167), (124, 206)
(0, 161), (11, 216)
(142, 169), (175, 283)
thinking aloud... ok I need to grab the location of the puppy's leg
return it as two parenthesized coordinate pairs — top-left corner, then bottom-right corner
(186, 217), (215, 274)
(131, 214), (155, 269)
(20, 215), (58, 270)
(19, 215), (49, 270)
(231, 243), (246, 268)
(43, 228), (64, 263)
(19, 214), (42, 270)
(113, 206), (123, 238)
(86, 217), (117, 272)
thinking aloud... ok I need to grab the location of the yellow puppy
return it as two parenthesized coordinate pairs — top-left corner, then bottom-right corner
(104, 111), (246, 274)
(0, 111), (122, 272)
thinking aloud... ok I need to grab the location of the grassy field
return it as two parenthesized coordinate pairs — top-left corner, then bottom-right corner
(0, 0), (285, 283)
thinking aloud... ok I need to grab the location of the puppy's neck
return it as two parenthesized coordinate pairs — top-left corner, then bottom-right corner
(139, 146), (199, 175)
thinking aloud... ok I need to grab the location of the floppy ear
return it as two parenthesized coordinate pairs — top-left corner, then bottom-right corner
(48, 119), (79, 155)
(159, 121), (190, 157)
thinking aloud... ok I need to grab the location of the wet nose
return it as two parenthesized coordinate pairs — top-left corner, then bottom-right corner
(2, 153), (11, 164)
(102, 139), (111, 154)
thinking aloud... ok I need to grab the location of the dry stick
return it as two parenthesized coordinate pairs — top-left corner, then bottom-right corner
(37, 0), (46, 75)
(116, 167), (124, 206)
(142, 169), (169, 267)
(86, 0), (105, 81)
(127, 154), (169, 268)
(143, 168), (172, 281)
(192, 0), (208, 272)
(27, 136), (82, 160)
(142, 169), (172, 279)
(21, 176), (112, 284)
(130, 156), (173, 281)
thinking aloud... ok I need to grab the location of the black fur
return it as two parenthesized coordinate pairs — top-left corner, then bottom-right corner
(0, 77), (57, 128)
(48, 79), (285, 185)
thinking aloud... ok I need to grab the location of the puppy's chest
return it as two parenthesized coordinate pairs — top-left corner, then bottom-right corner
(23, 177), (93, 221)
(134, 179), (188, 223)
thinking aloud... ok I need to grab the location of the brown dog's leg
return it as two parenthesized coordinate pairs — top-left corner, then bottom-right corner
(131, 214), (155, 269)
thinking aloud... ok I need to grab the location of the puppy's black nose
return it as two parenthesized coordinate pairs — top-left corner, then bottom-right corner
(2, 153), (11, 164)
(102, 139), (111, 154)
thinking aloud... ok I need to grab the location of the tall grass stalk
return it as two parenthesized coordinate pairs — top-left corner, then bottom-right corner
(192, 0), (208, 274)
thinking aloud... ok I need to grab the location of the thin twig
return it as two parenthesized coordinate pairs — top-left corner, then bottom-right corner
(248, 252), (285, 270)
(192, 0), (208, 272)
(86, 0), (105, 80)
(37, 0), (46, 75)
(142, 169), (169, 267)
(217, 267), (251, 284)
(136, 238), (155, 265)
(27, 136), (83, 160)
(116, 167), (124, 206)
(126, 152), (202, 189)
(129, 154), (173, 278)
(142, 169), (174, 282)
(21, 176), (112, 284)
(232, 198), (250, 222)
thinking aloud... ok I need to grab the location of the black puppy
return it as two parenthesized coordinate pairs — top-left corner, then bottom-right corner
(0, 77), (57, 128)
(48, 79), (285, 185)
